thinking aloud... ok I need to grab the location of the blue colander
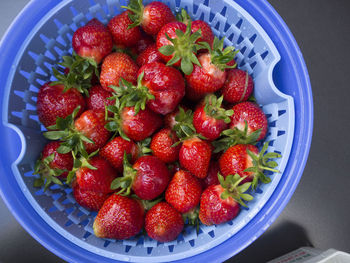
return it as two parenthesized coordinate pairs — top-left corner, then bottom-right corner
(0, 0), (312, 262)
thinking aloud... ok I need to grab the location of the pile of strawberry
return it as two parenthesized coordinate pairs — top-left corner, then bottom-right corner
(34, 0), (281, 243)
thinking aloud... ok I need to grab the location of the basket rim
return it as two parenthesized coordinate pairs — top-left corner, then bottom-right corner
(0, 0), (313, 262)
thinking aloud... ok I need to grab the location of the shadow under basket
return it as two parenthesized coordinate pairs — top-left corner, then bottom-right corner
(0, 0), (313, 262)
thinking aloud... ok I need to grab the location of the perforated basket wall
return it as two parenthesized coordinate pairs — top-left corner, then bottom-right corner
(3, 0), (295, 262)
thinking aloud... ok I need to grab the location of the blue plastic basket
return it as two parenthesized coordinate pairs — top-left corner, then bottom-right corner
(0, 0), (313, 262)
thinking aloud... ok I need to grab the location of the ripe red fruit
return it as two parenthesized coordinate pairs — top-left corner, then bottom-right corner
(222, 69), (254, 104)
(100, 52), (139, 93)
(120, 106), (162, 141)
(37, 83), (85, 128)
(191, 20), (214, 48)
(85, 85), (115, 114)
(107, 11), (142, 47)
(230, 101), (268, 142)
(72, 18), (113, 64)
(100, 137), (139, 171)
(76, 156), (118, 193)
(124, 1), (175, 36)
(199, 184), (240, 225)
(138, 62), (185, 115)
(201, 161), (220, 189)
(150, 128), (181, 163)
(93, 194), (144, 239)
(145, 202), (184, 242)
(74, 110), (110, 153)
(113, 155), (170, 200)
(136, 43), (163, 67)
(179, 137), (212, 179)
(130, 33), (154, 55)
(193, 95), (233, 140)
(165, 170), (202, 213)
(41, 141), (73, 178)
(72, 180), (110, 211)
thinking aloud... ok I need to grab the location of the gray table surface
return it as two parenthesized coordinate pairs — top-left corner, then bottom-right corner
(1, 1), (349, 262)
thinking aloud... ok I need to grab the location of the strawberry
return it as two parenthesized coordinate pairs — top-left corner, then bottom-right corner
(130, 32), (154, 55)
(100, 136), (139, 171)
(145, 202), (184, 242)
(72, 180), (110, 211)
(185, 37), (238, 99)
(107, 11), (142, 47)
(136, 62), (185, 115)
(33, 141), (74, 190)
(106, 105), (162, 142)
(76, 156), (118, 193)
(193, 95), (233, 140)
(123, 0), (175, 36)
(73, 110), (111, 153)
(201, 161), (220, 189)
(222, 69), (254, 104)
(100, 52), (138, 93)
(219, 143), (281, 189)
(179, 137), (212, 179)
(165, 170), (202, 213)
(229, 101), (268, 142)
(150, 128), (181, 163)
(111, 155), (170, 200)
(37, 83), (85, 128)
(85, 85), (115, 115)
(199, 173), (253, 225)
(156, 21), (202, 74)
(72, 18), (113, 64)
(164, 105), (188, 129)
(136, 43), (163, 67)
(93, 194), (144, 239)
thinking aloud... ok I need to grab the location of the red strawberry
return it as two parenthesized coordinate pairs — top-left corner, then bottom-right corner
(165, 170), (202, 213)
(93, 194), (144, 239)
(72, 180), (110, 211)
(201, 161), (220, 189)
(193, 95), (233, 140)
(130, 32), (154, 55)
(222, 69), (254, 104)
(150, 128), (180, 163)
(123, 1), (175, 36)
(185, 37), (238, 99)
(76, 156), (118, 193)
(156, 21), (202, 74)
(100, 136), (139, 171)
(85, 85), (115, 114)
(179, 137), (212, 179)
(136, 43), (163, 67)
(37, 83), (85, 128)
(72, 18), (113, 64)
(229, 101), (268, 142)
(112, 155), (170, 200)
(100, 52), (138, 93)
(199, 174), (253, 225)
(137, 62), (185, 115)
(107, 11), (142, 47)
(145, 202), (184, 242)
(74, 110), (111, 153)
(219, 143), (281, 189)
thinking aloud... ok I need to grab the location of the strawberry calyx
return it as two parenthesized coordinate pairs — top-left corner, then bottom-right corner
(198, 37), (238, 71)
(182, 207), (200, 232)
(158, 20), (203, 75)
(121, 0), (144, 29)
(176, 8), (192, 25)
(66, 150), (98, 184)
(212, 121), (262, 153)
(43, 106), (94, 158)
(33, 153), (65, 190)
(218, 173), (253, 207)
(137, 137), (152, 156)
(203, 94), (234, 123)
(51, 53), (98, 96)
(244, 142), (282, 190)
(110, 152), (137, 196)
(109, 72), (155, 115)
(139, 196), (164, 211)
